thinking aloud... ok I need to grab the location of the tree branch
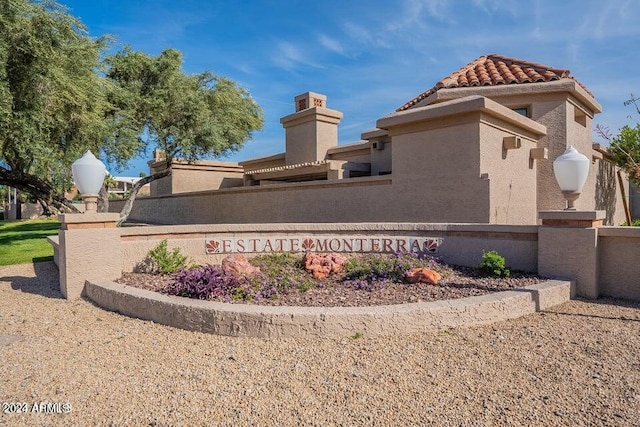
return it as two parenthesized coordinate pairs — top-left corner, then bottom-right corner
(117, 168), (171, 226)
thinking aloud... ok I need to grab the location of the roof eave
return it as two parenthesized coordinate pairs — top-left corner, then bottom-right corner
(378, 95), (547, 137)
(239, 152), (286, 166)
(417, 79), (602, 114)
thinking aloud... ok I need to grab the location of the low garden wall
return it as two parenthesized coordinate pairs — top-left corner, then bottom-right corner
(3, 203), (43, 220)
(119, 223), (539, 273)
(50, 211), (640, 336)
(84, 279), (573, 338)
(597, 227), (640, 300)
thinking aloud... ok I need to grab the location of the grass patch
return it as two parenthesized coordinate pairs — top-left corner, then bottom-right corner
(0, 219), (60, 266)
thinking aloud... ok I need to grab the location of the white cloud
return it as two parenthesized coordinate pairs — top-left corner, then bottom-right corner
(318, 34), (346, 56)
(470, 0), (519, 16)
(342, 22), (391, 49)
(576, 0), (640, 40)
(270, 40), (329, 71)
(271, 41), (304, 70)
(422, 0), (452, 22)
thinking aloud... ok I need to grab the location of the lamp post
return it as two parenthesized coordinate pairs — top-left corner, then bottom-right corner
(72, 151), (106, 213)
(553, 146), (590, 210)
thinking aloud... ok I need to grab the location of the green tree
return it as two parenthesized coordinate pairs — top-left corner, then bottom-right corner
(607, 95), (640, 187)
(1, 1), (263, 222)
(0, 0), (114, 213)
(105, 47), (264, 224)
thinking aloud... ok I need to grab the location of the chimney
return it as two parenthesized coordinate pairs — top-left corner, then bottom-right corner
(280, 92), (343, 165)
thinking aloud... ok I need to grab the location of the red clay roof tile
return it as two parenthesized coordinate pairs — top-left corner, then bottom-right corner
(397, 54), (591, 111)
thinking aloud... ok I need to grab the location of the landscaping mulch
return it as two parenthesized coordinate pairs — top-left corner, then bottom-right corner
(116, 266), (545, 307)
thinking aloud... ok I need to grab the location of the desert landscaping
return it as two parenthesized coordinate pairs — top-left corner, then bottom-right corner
(2, 261), (640, 425)
(3, 1), (640, 425)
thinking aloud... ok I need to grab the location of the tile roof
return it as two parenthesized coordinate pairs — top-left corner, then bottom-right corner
(397, 54), (588, 111)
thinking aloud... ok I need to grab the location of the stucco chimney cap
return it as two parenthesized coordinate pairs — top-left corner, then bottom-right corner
(294, 92), (327, 112)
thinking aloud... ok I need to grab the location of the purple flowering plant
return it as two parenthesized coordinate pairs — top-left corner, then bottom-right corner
(163, 251), (450, 302)
(163, 264), (279, 302)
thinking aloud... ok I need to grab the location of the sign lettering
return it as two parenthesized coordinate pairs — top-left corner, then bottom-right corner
(205, 236), (441, 255)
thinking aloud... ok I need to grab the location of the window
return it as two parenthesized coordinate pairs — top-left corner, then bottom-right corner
(574, 108), (587, 127)
(512, 107), (529, 117)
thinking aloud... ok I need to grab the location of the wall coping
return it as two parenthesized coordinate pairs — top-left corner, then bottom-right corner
(58, 212), (120, 223)
(119, 222), (540, 238)
(377, 95), (547, 136)
(280, 106), (343, 127)
(598, 226), (640, 237)
(149, 159), (243, 171)
(326, 140), (370, 155)
(84, 279), (573, 338)
(361, 128), (389, 140)
(58, 212), (120, 229)
(110, 176), (392, 204)
(539, 210), (606, 220)
(46, 235), (59, 247)
(239, 152), (286, 166)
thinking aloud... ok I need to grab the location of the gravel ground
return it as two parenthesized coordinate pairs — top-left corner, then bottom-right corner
(1, 262), (640, 426)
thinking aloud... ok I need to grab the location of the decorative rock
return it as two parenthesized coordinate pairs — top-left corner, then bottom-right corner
(303, 253), (348, 279)
(222, 254), (260, 276)
(405, 268), (442, 284)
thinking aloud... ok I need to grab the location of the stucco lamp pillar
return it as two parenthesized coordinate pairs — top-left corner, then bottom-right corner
(538, 145), (605, 299)
(553, 145), (589, 210)
(57, 151), (121, 300)
(72, 151), (106, 213)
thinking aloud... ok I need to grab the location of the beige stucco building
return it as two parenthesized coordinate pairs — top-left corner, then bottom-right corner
(120, 54), (630, 226)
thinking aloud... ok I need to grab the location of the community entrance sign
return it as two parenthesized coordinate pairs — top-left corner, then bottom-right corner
(205, 236), (441, 255)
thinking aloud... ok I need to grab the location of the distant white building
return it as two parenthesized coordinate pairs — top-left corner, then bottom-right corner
(108, 176), (150, 197)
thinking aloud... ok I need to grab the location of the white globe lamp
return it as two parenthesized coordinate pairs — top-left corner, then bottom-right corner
(553, 146), (590, 210)
(72, 151), (106, 213)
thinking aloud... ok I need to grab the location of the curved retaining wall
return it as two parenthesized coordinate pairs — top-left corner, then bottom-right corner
(85, 279), (574, 338)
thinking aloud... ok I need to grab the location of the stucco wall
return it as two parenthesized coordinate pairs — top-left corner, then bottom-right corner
(389, 118), (491, 223)
(240, 153), (286, 172)
(170, 166), (244, 194)
(422, 84), (619, 219)
(479, 119), (538, 224)
(110, 177), (395, 225)
(118, 223), (539, 273)
(566, 100), (597, 211)
(370, 141), (392, 176)
(282, 108), (342, 165)
(504, 93), (568, 213)
(112, 95), (550, 226)
(4, 203), (43, 220)
(598, 227), (640, 299)
(630, 182), (640, 220)
(326, 143), (371, 164)
(55, 214), (640, 301)
(149, 160), (245, 196)
(590, 160), (628, 226)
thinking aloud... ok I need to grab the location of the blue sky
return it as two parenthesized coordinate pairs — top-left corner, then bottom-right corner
(59, 0), (640, 177)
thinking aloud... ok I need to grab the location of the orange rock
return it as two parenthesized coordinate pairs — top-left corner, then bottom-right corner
(222, 254), (260, 276)
(303, 253), (347, 279)
(405, 268), (441, 284)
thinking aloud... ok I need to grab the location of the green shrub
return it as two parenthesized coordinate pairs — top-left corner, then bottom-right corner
(250, 253), (318, 291)
(478, 250), (510, 277)
(344, 254), (403, 282)
(343, 252), (447, 284)
(622, 219), (640, 226)
(147, 240), (189, 274)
